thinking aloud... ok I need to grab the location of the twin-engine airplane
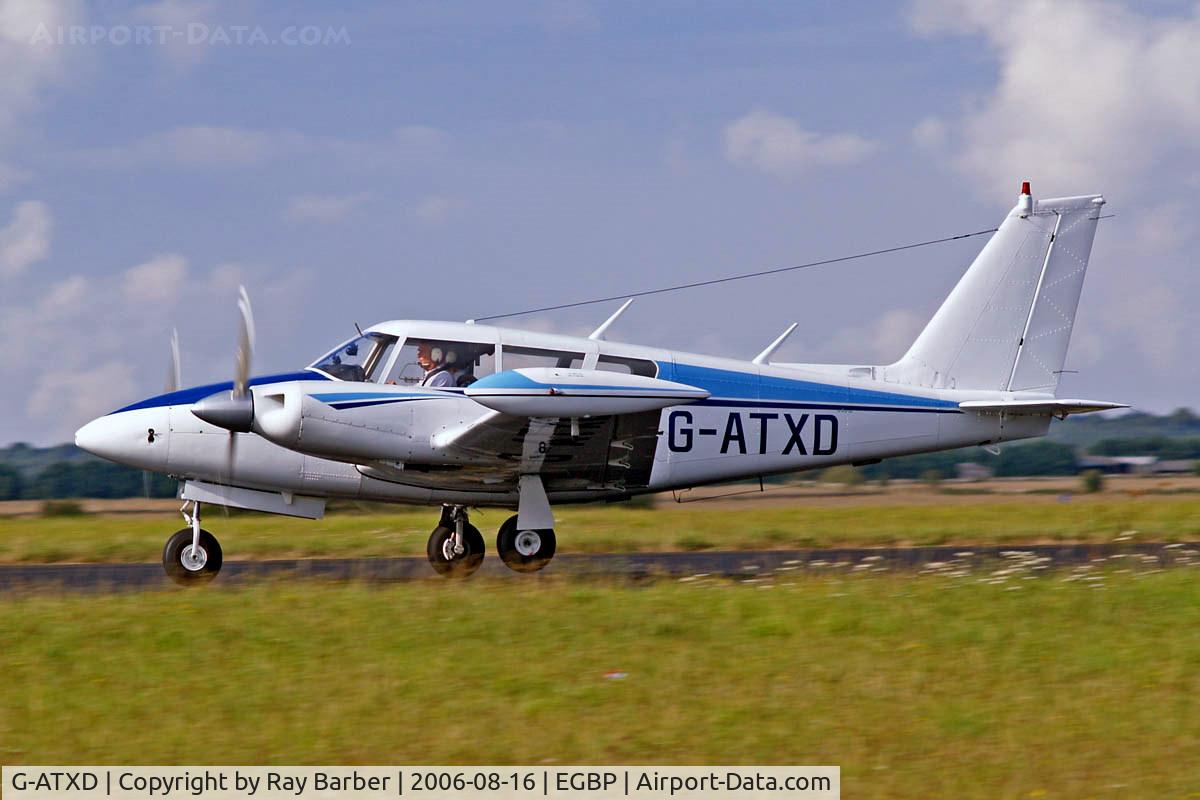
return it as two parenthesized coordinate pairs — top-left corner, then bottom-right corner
(76, 184), (1123, 584)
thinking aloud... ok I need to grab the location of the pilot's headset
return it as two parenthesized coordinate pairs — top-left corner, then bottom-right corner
(429, 344), (459, 368)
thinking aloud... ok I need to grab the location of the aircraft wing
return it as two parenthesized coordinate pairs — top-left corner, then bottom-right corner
(958, 398), (1128, 419)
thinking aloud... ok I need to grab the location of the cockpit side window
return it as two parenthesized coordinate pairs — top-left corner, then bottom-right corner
(384, 339), (497, 388)
(311, 333), (397, 382)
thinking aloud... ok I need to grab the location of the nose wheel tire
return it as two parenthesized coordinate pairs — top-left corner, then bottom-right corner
(496, 514), (556, 573)
(163, 528), (223, 586)
(426, 523), (485, 578)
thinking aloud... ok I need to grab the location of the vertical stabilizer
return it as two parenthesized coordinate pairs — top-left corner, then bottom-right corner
(885, 184), (1104, 393)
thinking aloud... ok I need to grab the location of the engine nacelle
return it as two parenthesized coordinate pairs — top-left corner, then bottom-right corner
(250, 382), (415, 461)
(465, 368), (708, 417)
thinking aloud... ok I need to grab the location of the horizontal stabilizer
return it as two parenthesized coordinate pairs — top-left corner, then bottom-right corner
(959, 398), (1128, 419)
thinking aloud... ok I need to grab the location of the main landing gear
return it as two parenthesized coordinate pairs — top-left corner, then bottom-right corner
(495, 515), (556, 573)
(425, 505), (557, 578)
(163, 500), (223, 586)
(426, 505), (485, 578)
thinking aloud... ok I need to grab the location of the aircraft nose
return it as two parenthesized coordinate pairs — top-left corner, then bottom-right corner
(74, 417), (109, 456)
(74, 408), (169, 470)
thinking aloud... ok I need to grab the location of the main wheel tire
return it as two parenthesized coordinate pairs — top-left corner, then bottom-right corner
(426, 523), (485, 578)
(162, 527), (223, 586)
(496, 515), (556, 573)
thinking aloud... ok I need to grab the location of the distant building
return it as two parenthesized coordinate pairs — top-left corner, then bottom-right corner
(1077, 455), (1197, 474)
(956, 462), (994, 481)
(1155, 459), (1198, 474)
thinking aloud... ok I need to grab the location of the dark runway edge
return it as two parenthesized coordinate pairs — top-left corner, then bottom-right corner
(1, 541), (1197, 593)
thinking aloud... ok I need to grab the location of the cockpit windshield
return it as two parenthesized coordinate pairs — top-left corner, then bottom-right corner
(310, 333), (397, 382)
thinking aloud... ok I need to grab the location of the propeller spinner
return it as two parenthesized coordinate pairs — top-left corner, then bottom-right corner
(191, 286), (257, 435)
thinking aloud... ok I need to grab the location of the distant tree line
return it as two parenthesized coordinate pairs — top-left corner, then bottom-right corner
(855, 440), (1078, 482)
(0, 461), (176, 500)
(1089, 437), (1200, 459)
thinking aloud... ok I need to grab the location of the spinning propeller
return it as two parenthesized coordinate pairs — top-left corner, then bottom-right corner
(166, 327), (181, 393)
(190, 286), (257, 483)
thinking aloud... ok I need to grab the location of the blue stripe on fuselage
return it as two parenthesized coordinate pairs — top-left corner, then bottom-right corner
(659, 362), (958, 411)
(111, 370), (330, 413)
(311, 391), (434, 402)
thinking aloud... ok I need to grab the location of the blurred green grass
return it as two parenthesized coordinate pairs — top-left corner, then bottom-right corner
(0, 496), (1197, 563)
(2, 572), (1199, 797)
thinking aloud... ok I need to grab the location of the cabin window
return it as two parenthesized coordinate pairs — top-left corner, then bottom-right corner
(385, 339), (496, 388)
(559, 353), (658, 377)
(311, 333), (397, 382)
(501, 346), (585, 372)
(595, 355), (657, 377)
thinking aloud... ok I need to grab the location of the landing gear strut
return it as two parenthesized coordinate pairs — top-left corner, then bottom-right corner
(426, 505), (484, 578)
(163, 500), (223, 585)
(495, 514), (556, 573)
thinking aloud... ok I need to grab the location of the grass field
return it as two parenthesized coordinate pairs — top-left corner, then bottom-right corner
(2, 570), (1199, 797)
(0, 490), (1197, 563)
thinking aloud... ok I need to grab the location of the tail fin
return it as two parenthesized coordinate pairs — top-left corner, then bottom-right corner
(886, 184), (1105, 393)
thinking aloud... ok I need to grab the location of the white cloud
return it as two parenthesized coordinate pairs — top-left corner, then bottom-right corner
(1134, 204), (1193, 255)
(910, 0), (1200, 190)
(132, 0), (217, 68)
(0, 161), (31, 192)
(27, 361), (138, 436)
(206, 261), (244, 295)
(724, 109), (878, 176)
(911, 116), (947, 151)
(121, 253), (189, 305)
(790, 309), (927, 366)
(1104, 281), (1185, 371)
(38, 273), (88, 317)
(0, 0), (85, 137)
(0, 247), (318, 440)
(413, 194), (457, 225)
(0, 199), (52, 278)
(285, 192), (368, 223)
(394, 125), (445, 149)
(78, 124), (450, 171)
(81, 126), (309, 168)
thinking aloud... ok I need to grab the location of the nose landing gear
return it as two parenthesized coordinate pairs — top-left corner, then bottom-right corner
(163, 501), (223, 585)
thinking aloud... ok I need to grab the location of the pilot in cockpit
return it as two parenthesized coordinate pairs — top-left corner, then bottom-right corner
(416, 341), (461, 388)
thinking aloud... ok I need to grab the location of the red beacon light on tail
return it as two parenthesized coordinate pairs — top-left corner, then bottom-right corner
(1018, 180), (1033, 217)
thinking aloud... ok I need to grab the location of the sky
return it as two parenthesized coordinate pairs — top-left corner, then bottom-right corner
(0, 0), (1197, 444)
